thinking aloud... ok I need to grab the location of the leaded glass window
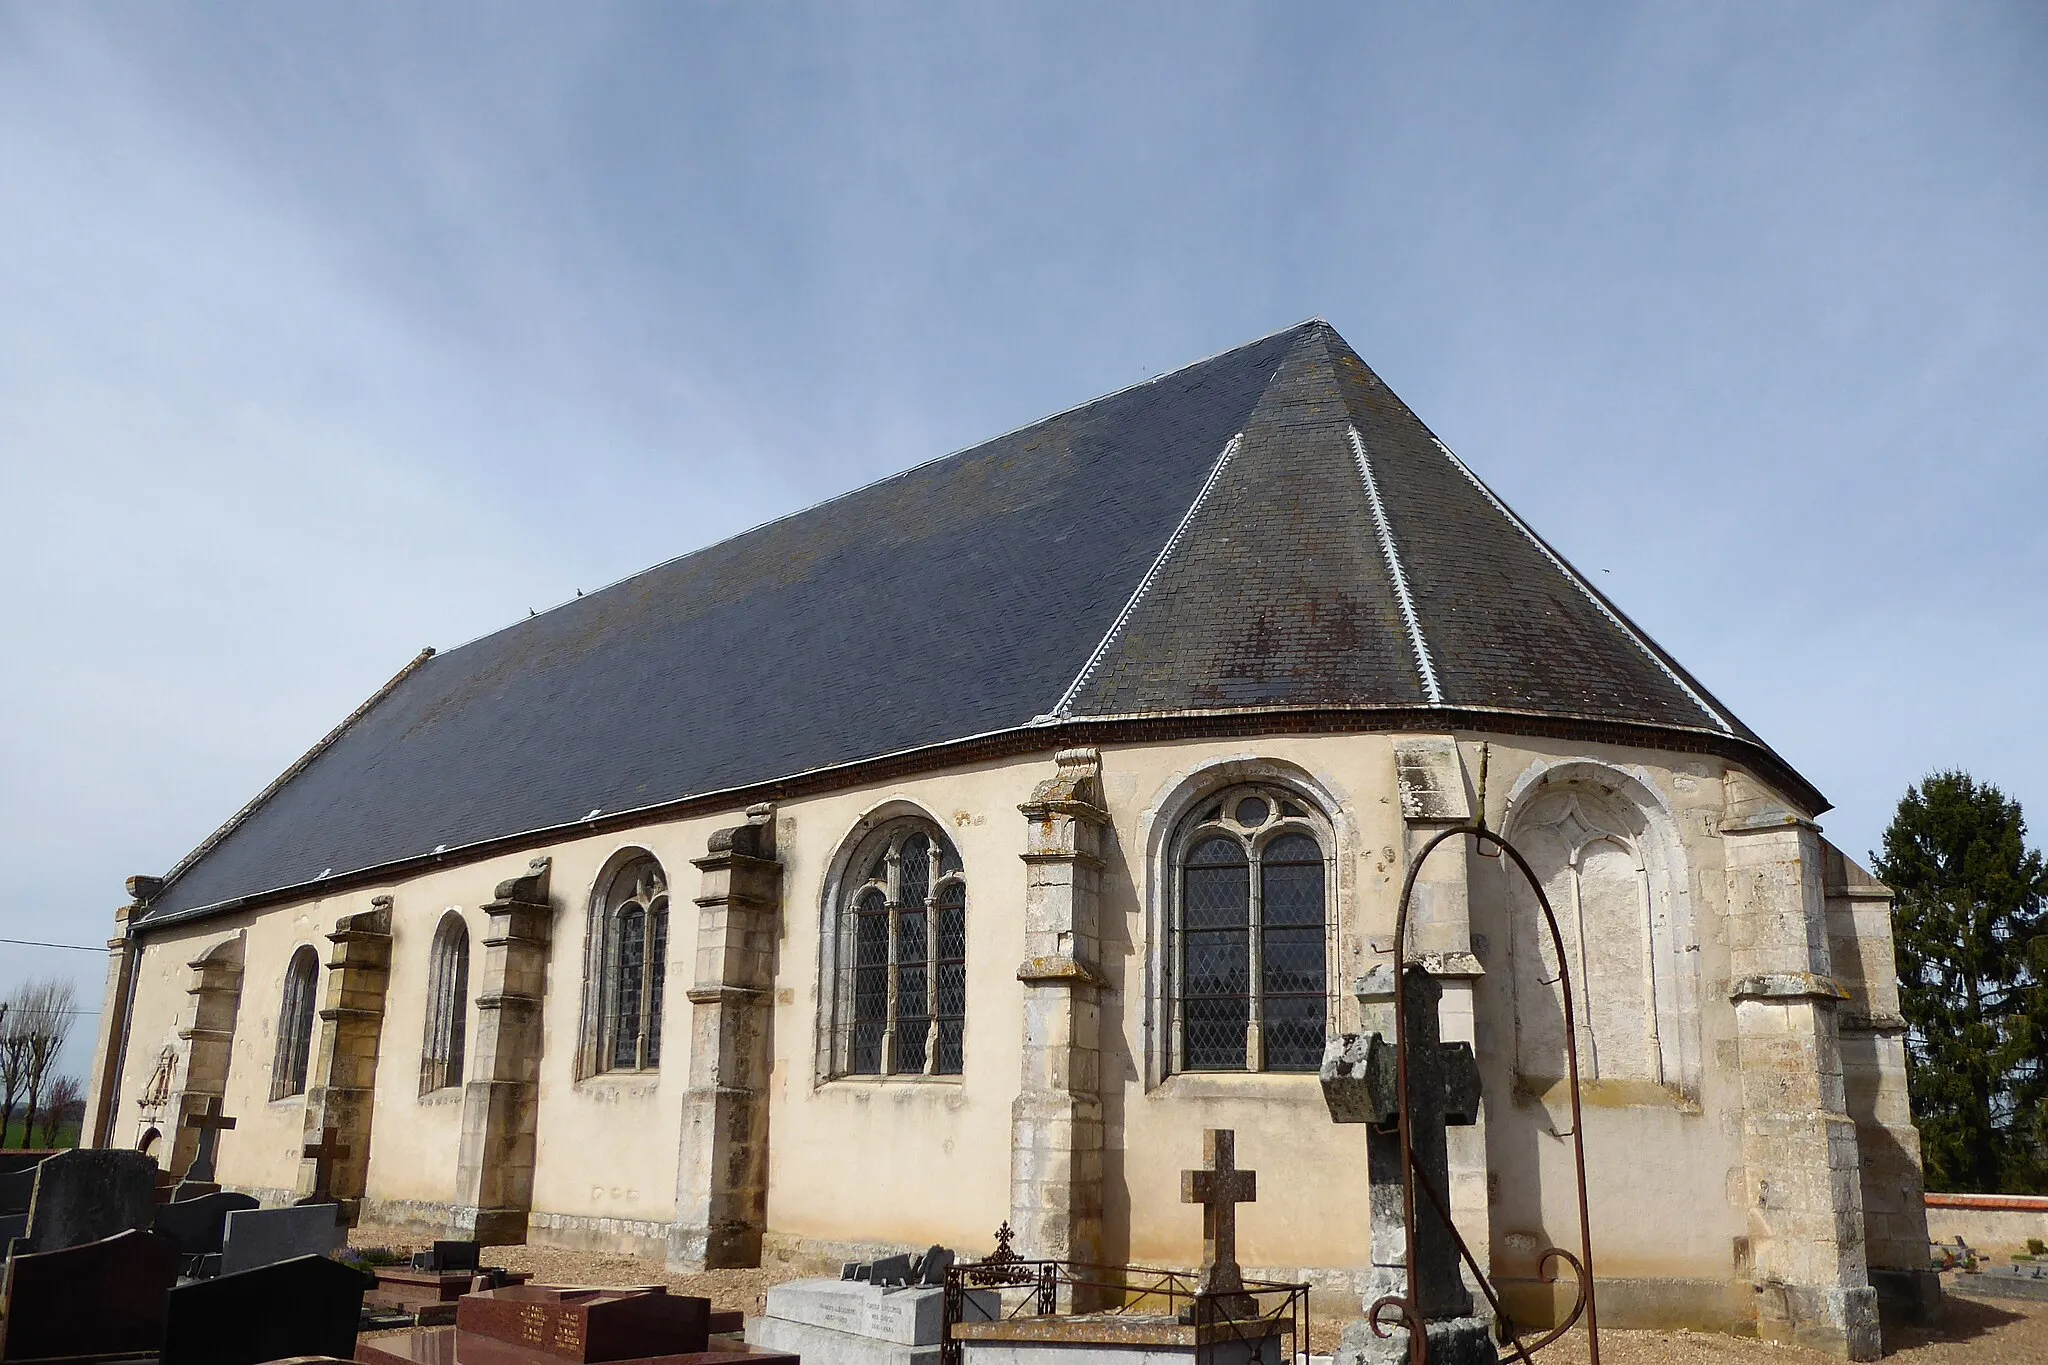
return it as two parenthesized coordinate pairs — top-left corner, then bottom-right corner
(420, 913), (470, 1093)
(271, 945), (320, 1099)
(835, 821), (966, 1077)
(1170, 787), (1329, 1073)
(601, 859), (668, 1072)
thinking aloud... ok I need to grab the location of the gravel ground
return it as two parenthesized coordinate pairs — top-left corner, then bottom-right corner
(348, 1227), (2048, 1363)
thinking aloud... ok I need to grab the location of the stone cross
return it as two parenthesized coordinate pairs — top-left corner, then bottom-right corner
(181, 1096), (237, 1183)
(300, 1126), (350, 1205)
(1180, 1128), (1257, 1299)
(1320, 964), (1484, 1329)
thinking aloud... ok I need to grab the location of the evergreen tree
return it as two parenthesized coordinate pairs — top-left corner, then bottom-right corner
(1873, 771), (2048, 1192)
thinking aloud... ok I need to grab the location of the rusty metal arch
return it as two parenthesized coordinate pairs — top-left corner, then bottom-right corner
(1372, 807), (1602, 1365)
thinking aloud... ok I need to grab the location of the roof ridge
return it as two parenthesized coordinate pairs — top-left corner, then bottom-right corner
(1045, 431), (1245, 719)
(1423, 434), (1735, 736)
(435, 319), (1328, 660)
(1346, 424), (1443, 704)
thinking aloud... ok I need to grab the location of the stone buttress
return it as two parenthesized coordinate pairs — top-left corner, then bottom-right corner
(1823, 844), (1939, 1326)
(297, 899), (392, 1225)
(453, 857), (554, 1245)
(669, 805), (782, 1270)
(1010, 749), (1112, 1274)
(1721, 774), (1880, 1359)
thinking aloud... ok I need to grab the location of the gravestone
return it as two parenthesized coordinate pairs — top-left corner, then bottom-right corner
(219, 1201), (345, 1276)
(181, 1096), (237, 1183)
(1181, 1128), (1258, 1318)
(1320, 964), (1494, 1365)
(0, 1165), (39, 1217)
(0, 1227), (180, 1361)
(457, 1284), (710, 1360)
(20, 1148), (156, 1253)
(160, 1253), (373, 1365)
(412, 1238), (482, 1273)
(153, 1189), (259, 1268)
(748, 1274), (999, 1365)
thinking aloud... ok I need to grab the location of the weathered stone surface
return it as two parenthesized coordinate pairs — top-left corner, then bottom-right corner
(755, 1280), (994, 1346)
(22, 1147), (156, 1252)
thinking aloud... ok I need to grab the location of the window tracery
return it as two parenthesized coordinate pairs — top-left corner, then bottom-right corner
(271, 945), (319, 1099)
(420, 912), (470, 1093)
(596, 858), (668, 1073)
(832, 820), (966, 1077)
(1169, 786), (1330, 1074)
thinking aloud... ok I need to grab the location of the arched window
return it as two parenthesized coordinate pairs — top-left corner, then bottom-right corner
(598, 858), (668, 1072)
(1169, 786), (1330, 1074)
(831, 820), (966, 1077)
(271, 945), (320, 1099)
(420, 912), (470, 1093)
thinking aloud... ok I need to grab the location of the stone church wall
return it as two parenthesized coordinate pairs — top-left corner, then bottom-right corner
(93, 723), (1921, 1353)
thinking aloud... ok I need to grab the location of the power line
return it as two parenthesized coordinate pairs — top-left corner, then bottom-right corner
(0, 936), (103, 952)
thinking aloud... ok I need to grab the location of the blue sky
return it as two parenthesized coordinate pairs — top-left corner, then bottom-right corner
(2, 4), (2043, 1082)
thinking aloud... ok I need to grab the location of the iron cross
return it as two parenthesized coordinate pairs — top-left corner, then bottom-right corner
(1181, 1127), (1257, 1297)
(181, 1095), (237, 1182)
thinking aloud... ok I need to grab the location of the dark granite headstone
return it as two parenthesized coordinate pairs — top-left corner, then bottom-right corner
(219, 1201), (344, 1275)
(867, 1253), (913, 1287)
(455, 1284), (710, 1362)
(411, 1239), (482, 1273)
(22, 1148), (157, 1253)
(0, 1227), (180, 1361)
(160, 1253), (373, 1365)
(915, 1246), (955, 1287)
(153, 1190), (259, 1259)
(0, 1166), (39, 1217)
(0, 1214), (25, 1247)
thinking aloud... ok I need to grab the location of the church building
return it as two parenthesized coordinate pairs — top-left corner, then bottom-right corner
(83, 321), (1930, 1358)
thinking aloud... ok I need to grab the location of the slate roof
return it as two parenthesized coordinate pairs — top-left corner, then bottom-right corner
(142, 321), (1814, 922)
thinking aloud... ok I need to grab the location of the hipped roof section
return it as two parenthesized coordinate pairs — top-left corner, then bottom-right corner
(142, 321), (1816, 922)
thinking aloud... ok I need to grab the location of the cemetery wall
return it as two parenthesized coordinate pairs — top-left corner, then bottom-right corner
(1924, 1192), (2048, 1254)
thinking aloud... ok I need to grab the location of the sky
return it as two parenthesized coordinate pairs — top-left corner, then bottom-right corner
(2, 3), (2043, 1086)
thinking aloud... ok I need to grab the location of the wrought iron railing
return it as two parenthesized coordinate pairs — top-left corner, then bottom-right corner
(941, 1256), (1308, 1365)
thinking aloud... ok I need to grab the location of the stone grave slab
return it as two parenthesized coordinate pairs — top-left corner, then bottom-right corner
(747, 1277), (999, 1365)
(950, 1312), (1286, 1365)
(159, 1252), (373, 1365)
(20, 1148), (156, 1253)
(153, 1189), (259, 1263)
(219, 1201), (344, 1276)
(367, 1265), (534, 1314)
(0, 1227), (180, 1362)
(360, 1330), (797, 1365)
(455, 1284), (710, 1361)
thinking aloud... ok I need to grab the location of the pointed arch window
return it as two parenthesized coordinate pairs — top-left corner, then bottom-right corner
(833, 821), (966, 1077)
(271, 945), (320, 1099)
(599, 858), (669, 1072)
(1169, 787), (1330, 1074)
(420, 912), (470, 1093)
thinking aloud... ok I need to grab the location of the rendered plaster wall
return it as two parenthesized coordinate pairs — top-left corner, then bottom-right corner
(756, 758), (1030, 1259)
(1469, 736), (1754, 1322)
(357, 896), (480, 1209)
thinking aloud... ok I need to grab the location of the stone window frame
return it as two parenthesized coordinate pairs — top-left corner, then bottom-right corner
(1165, 782), (1338, 1076)
(419, 910), (471, 1095)
(270, 944), (320, 1101)
(1497, 758), (1702, 1102)
(1139, 756), (1356, 1091)
(817, 805), (968, 1083)
(578, 853), (670, 1077)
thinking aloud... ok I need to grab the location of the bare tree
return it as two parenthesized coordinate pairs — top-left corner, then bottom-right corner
(35, 1075), (83, 1147)
(15, 980), (78, 1149)
(0, 994), (28, 1148)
